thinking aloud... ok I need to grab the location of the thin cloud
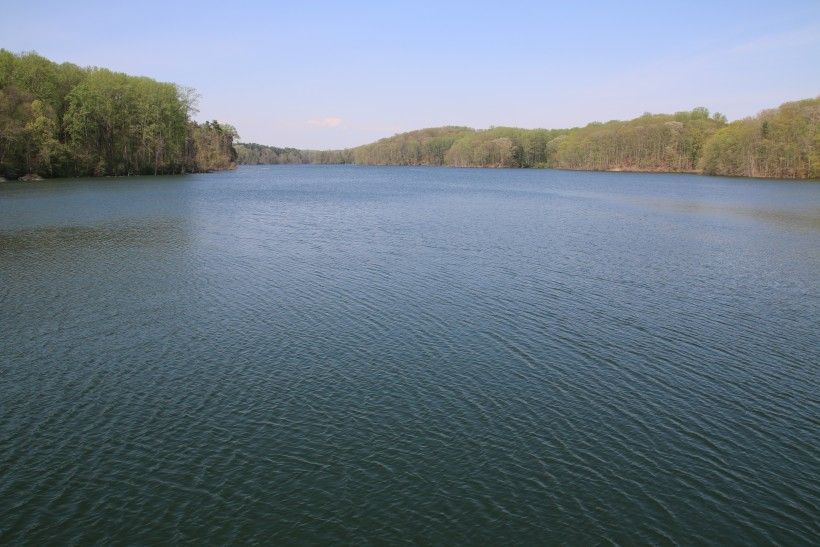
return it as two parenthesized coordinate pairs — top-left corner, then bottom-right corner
(729, 26), (820, 55)
(308, 116), (343, 128)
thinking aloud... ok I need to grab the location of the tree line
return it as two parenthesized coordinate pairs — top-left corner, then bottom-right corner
(234, 142), (351, 165)
(4, 50), (814, 181)
(238, 98), (819, 179)
(0, 50), (238, 179)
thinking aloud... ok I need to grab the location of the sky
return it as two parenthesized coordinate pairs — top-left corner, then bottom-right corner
(3, 1), (819, 149)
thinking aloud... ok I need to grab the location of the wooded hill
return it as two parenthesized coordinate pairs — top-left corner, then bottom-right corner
(3, 50), (815, 181)
(238, 97), (820, 179)
(233, 142), (350, 166)
(0, 50), (238, 179)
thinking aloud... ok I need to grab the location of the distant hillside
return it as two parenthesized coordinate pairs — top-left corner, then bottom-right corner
(238, 97), (820, 179)
(234, 142), (350, 165)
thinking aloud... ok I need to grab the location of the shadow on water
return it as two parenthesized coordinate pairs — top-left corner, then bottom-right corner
(631, 198), (820, 230)
(0, 219), (191, 253)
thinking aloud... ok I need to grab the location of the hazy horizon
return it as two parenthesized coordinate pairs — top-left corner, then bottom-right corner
(4, 0), (819, 149)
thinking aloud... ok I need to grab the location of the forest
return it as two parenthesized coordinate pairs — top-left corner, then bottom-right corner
(233, 142), (351, 165)
(238, 98), (819, 179)
(0, 50), (237, 179)
(2, 49), (816, 181)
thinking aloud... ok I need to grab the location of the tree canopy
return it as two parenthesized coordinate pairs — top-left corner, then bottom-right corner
(238, 98), (819, 179)
(4, 50), (815, 181)
(0, 50), (238, 179)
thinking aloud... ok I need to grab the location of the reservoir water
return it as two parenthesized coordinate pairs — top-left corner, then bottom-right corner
(1, 165), (818, 544)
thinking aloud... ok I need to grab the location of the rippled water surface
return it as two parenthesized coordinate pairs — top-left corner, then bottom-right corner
(1, 166), (818, 544)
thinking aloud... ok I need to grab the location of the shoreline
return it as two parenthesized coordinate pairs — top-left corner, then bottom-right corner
(235, 162), (819, 182)
(3, 163), (816, 183)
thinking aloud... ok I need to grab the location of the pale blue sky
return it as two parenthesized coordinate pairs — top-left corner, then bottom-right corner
(3, 1), (819, 148)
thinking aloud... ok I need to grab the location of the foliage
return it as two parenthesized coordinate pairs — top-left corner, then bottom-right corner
(0, 50), (237, 178)
(700, 98), (819, 179)
(238, 99), (818, 180)
(550, 109), (726, 172)
(235, 142), (351, 165)
(189, 120), (239, 172)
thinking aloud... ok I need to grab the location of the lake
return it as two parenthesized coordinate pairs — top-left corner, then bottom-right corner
(1, 165), (818, 544)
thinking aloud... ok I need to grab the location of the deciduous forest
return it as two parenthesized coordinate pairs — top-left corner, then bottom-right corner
(238, 98), (819, 179)
(0, 50), (237, 179)
(2, 51), (816, 181)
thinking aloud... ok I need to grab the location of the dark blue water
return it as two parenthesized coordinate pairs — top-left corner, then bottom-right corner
(1, 166), (818, 544)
